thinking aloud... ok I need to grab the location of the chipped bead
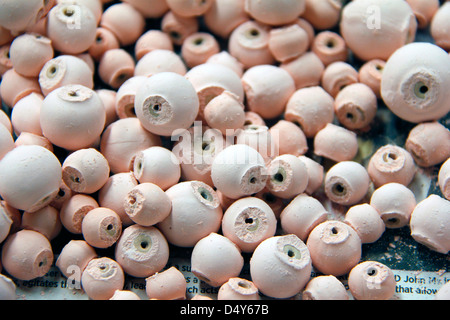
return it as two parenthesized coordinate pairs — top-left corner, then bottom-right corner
(60, 194), (99, 234)
(298, 156), (324, 195)
(135, 30), (173, 61)
(312, 31), (348, 67)
(81, 207), (122, 249)
(161, 10), (199, 46)
(0, 69), (41, 108)
(22, 205), (62, 240)
(314, 123), (359, 162)
(88, 28), (120, 62)
(321, 61), (359, 98)
(302, 275), (349, 300)
(344, 203), (385, 244)
(203, 0), (249, 39)
(268, 24), (309, 63)
(98, 48), (135, 89)
(280, 51), (325, 90)
(218, 278), (260, 300)
(55, 240), (97, 279)
(145, 266), (186, 300)
(134, 49), (187, 78)
(244, 0), (306, 26)
(358, 59), (386, 99)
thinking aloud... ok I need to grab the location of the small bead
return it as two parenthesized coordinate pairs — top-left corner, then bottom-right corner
(218, 277), (260, 300)
(134, 49), (187, 78)
(312, 31), (348, 67)
(406, 0), (439, 29)
(244, 111), (266, 127)
(0, 123), (14, 161)
(135, 30), (173, 61)
(280, 51), (325, 90)
(96, 89), (118, 127)
(110, 290), (141, 300)
(298, 156), (324, 195)
(314, 123), (359, 162)
(438, 158), (450, 200)
(321, 61), (359, 98)
(166, 0), (214, 18)
(302, 275), (349, 300)
(235, 124), (277, 164)
(55, 240), (97, 279)
(203, 0), (249, 39)
(98, 49), (135, 89)
(81, 207), (122, 249)
(302, 0), (343, 30)
(121, 0), (169, 19)
(161, 10), (199, 46)
(270, 120), (308, 157)
(0, 202), (13, 244)
(268, 24), (309, 63)
(115, 76), (146, 119)
(88, 27), (120, 62)
(206, 51), (245, 78)
(344, 203), (385, 244)
(181, 32), (220, 69)
(0, 274), (16, 300)
(14, 132), (53, 152)
(244, 0), (306, 26)
(358, 59), (386, 99)
(11, 93), (43, 136)
(431, 2), (450, 50)
(22, 205), (62, 240)
(145, 266), (186, 300)
(60, 194), (99, 234)
(0, 69), (41, 108)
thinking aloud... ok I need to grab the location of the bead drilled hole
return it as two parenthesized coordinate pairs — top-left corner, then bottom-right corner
(332, 183), (346, 196)
(193, 38), (204, 46)
(414, 81), (429, 99)
(237, 281), (251, 289)
(331, 227), (339, 235)
(198, 187), (213, 202)
(283, 244), (301, 260)
(367, 267), (378, 276)
(63, 7), (75, 17)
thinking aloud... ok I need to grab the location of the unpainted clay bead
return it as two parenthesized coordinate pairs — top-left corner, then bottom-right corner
(60, 194), (99, 234)
(0, 145), (62, 213)
(218, 277), (260, 300)
(22, 205), (62, 240)
(0, 274), (16, 300)
(206, 51), (245, 78)
(370, 182), (417, 229)
(57, 0), (102, 24)
(49, 180), (72, 210)
(314, 123), (359, 162)
(250, 234), (312, 299)
(410, 194), (450, 254)
(135, 49), (187, 78)
(270, 120), (308, 157)
(0, 69), (41, 108)
(430, 2), (450, 51)
(285, 86), (334, 138)
(39, 54), (94, 96)
(114, 224), (170, 278)
(0, 201), (21, 235)
(306, 220), (362, 276)
(348, 261), (396, 300)
(302, 0), (343, 31)
(358, 59), (386, 99)
(158, 181), (223, 247)
(0, 123), (14, 161)
(0, 0), (48, 33)
(235, 124), (277, 164)
(10, 93), (43, 136)
(0, 44), (12, 77)
(145, 266), (186, 300)
(96, 89), (118, 127)
(135, 72), (199, 137)
(1, 229), (53, 281)
(244, 111), (266, 127)
(405, 121), (450, 167)
(14, 132), (53, 152)
(211, 144), (268, 200)
(88, 28), (120, 62)
(268, 24), (309, 63)
(221, 197), (277, 253)
(0, 109), (12, 134)
(312, 31), (348, 67)
(81, 207), (122, 249)
(203, 0), (249, 39)
(161, 10), (199, 46)
(55, 240), (97, 279)
(166, 0), (214, 18)
(109, 290), (141, 300)
(0, 202), (13, 244)
(438, 158), (450, 200)
(321, 61), (359, 98)
(244, 0), (306, 26)
(98, 48), (135, 89)
(181, 32), (220, 69)
(406, 0), (439, 29)
(191, 232), (244, 287)
(302, 275), (349, 300)
(344, 203), (385, 244)
(298, 156), (324, 195)
(280, 51), (325, 90)
(81, 257), (125, 300)
(115, 76), (146, 119)
(122, 0), (169, 19)
(135, 30), (173, 61)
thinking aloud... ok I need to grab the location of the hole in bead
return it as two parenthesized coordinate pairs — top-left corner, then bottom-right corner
(193, 38), (204, 46)
(58, 189), (66, 197)
(63, 7), (75, 17)
(71, 176), (80, 183)
(237, 281), (250, 289)
(248, 29), (260, 38)
(383, 152), (398, 163)
(249, 177), (257, 184)
(129, 195), (136, 205)
(325, 39), (336, 48)
(386, 217), (398, 225)
(140, 241), (149, 249)
(414, 81), (429, 99)
(106, 224), (114, 231)
(283, 244), (301, 260)
(245, 217), (254, 224)
(273, 172), (284, 183)
(367, 267), (378, 276)
(169, 31), (181, 40)
(331, 227), (339, 235)
(332, 183), (346, 196)
(198, 187), (213, 202)
(346, 112), (354, 120)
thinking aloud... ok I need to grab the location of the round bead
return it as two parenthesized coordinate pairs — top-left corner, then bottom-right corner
(181, 32), (220, 69)
(81, 207), (122, 249)
(98, 49), (135, 89)
(270, 120), (308, 157)
(244, 0), (306, 26)
(344, 204), (385, 244)
(134, 49), (187, 78)
(314, 123), (359, 162)
(431, 2), (450, 51)
(321, 61), (359, 98)
(218, 278), (260, 300)
(145, 266), (186, 300)
(268, 24), (309, 63)
(280, 51), (325, 90)
(161, 10), (199, 46)
(166, 0), (214, 18)
(438, 158), (450, 200)
(203, 0), (249, 39)
(110, 290), (141, 300)
(22, 205), (62, 240)
(135, 30), (173, 61)
(55, 240), (97, 279)
(312, 31), (348, 67)
(0, 274), (16, 300)
(407, 0), (439, 29)
(358, 59), (386, 99)
(88, 27), (120, 62)
(302, 0), (343, 30)
(298, 156), (324, 195)
(0, 69), (41, 108)
(302, 275), (349, 300)
(115, 76), (146, 119)
(10, 93), (43, 136)
(60, 194), (99, 234)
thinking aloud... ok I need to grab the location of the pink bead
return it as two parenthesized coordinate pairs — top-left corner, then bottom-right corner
(314, 123), (359, 162)
(81, 257), (125, 300)
(312, 31), (348, 67)
(14, 132), (53, 152)
(158, 181), (223, 247)
(407, 0), (440, 29)
(1, 229), (53, 281)
(98, 49), (135, 89)
(269, 120), (308, 157)
(100, 118), (162, 174)
(55, 240), (97, 279)
(367, 144), (417, 188)
(344, 203), (385, 244)
(302, 0), (343, 31)
(0, 123), (14, 161)
(280, 193), (328, 242)
(206, 51), (245, 78)
(57, 0), (102, 24)
(244, 0), (306, 26)
(203, 0), (249, 39)
(39, 54), (94, 97)
(0, 44), (12, 77)
(324, 161), (371, 206)
(221, 197), (277, 253)
(250, 234), (312, 299)
(268, 24), (309, 63)
(348, 261), (396, 300)
(307, 220), (362, 276)
(145, 267), (186, 300)
(115, 76), (146, 119)
(0, 26), (13, 47)
(244, 111), (266, 127)
(124, 183), (172, 227)
(134, 49), (187, 78)
(100, 3), (145, 47)
(161, 10), (199, 46)
(242, 64), (295, 120)
(405, 121), (450, 167)
(22, 205), (62, 240)
(235, 124), (278, 164)
(122, 0), (169, 19)
(96, 89), (118, 127)
(438, 158), (450, 200)
(0, 201), (13, 244)
(431, 2), (450, 50)
(114, 224), (169, 278)
(358, 59), (386, 99)
(370, 182), (417, 229)
(218, 278), (260, 300)
(97, 172), (138, 226)
(0, 109), (12, 135)
(285, 86), (335, 138)
(110, 290), (141, 300)
(0, 0), (48, 33)
(135, 30), (174, 61)
(191, 232), (244, 287)
(280, 51), (325, 90)
(298, 156), (324, 195)
(11, 93), (43, 136)
(0, 69), (41, 108)
(60, 194), (99, 234)
(181, 32), (220, 69)
(166, 0), (214, 18)
(81, 207), (122, 249)
(49, 180), (72, 210)
(321, 61), (359, 98)
(302, 275), (349, 300)
(88, 28), (120, 62)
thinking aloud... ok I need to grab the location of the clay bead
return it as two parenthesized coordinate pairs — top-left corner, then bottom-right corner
(302, 0), (343, 31)
(0, 44), (12, 77)
(135, 30), (173, 61)
(0, 145), (62, 213)
(96, 89), (118, 127)
(211, 144), (268, 199)
(235, 125), (277, 164)
(228, 20), (275, 69)
(344, 203), (385, 244)
(207, 51), (244, 78)
(145, 267), (186, 300)
(405, 121), (450, 167)
(250, 234), (312, 299)
(407, 0), (439, 29)
(122, 0), (169, 19)
(62, 148), (110, 194)
(100, 117), (162, 174)
(134, 49), (187, 78)
(307, 220), (362, 276)
(410, 194), (450, 254)
(268, 24), (309, 63)
(203, 0), (249, 39)
(0, 201), (21, 235)
(280, 193), (328, 242)
(0, 69), (41, 108)
(100, 3), (145, 47)
(9, 33), (53, 78)
(10, 93), (43, 136)
(431, 2), (450, 51)
(1, 229), (53, 281)
(218, 278), (260, 300)
(367, 144), (416, 188)
(348, 261), (396, 300)
(81, 207), (122, 249)
(47, 3), (97, 55)
(60, 194), (99, 234)
(98, 49), (135, 90)
(302, 275), (349, 300)
(88, 28), (120, 62)
(381, 42), (450, 123)
(340, 0), (417, 61)
(115, 224), (169, 278)
(242, 64), (296, 120)
(0, 123), (14, 161)
(321, 61), (359, 98)
(110, 290), (141, 300)
(81, 257), (125, 300)
(22, 205), (61, 240)
(97, 172), (139, 226)
(115, 76), (146, 119)
(0, 0), (48, 33)
(285, 86), (334, 138)
(370, 182), (417, 229)
(49, 180), (72, 210)
(314, 123), (359, 163)
(0, 109), (11, 135)
(269, 120), (307, 157)
(244, 111), (266, 127)
(221, 197), (277, 253)
(158, 181), (223, 247)
(161, 11), (199, 46)
(312, 31), (348, 67)
(280, 51), (325, 90)
(55, 240), (97, 279)
(166, 0), (214, 18)
(191, 232), (244, 287)
(135, 72), (199, 137)
(0, 274), (16, 300)
(39, 55), (93, 96)
(14, 132), (53, 152)
(124, 183), (172, 227)
(324, 161), (371, 206)
(0, 202), (13, 244)
(298, 156), (324, 195)
(438, 158), (450, 200)
(244, 0), (305, 26)
(358, 59), (386, 99)
(181, 32), (220, 69)
(133, 146), (181, 191)
(56, 0), (102, 24)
